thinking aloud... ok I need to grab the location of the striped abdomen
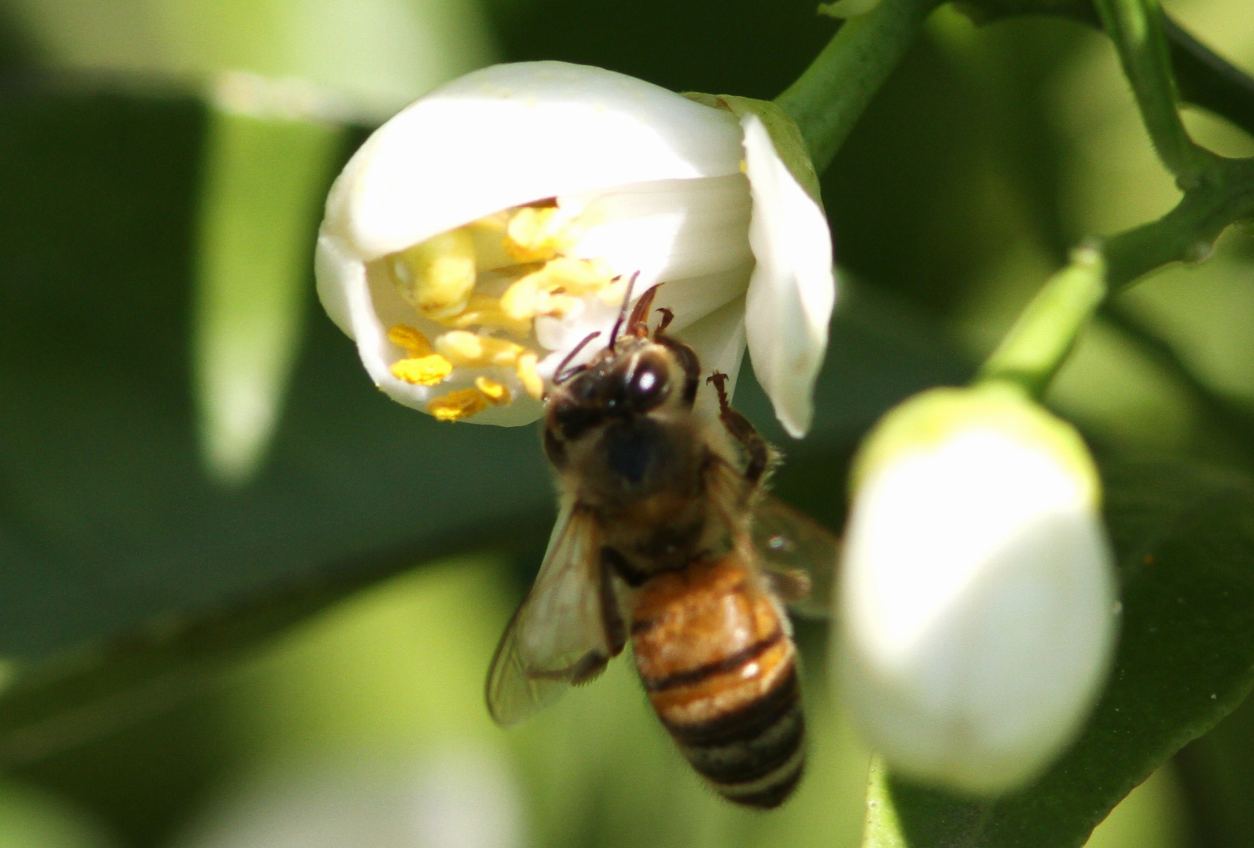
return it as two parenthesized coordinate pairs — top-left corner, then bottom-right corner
(631, 555), (804, 808)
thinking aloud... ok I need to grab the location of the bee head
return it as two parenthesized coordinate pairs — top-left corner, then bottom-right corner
(549, 341), (679, 442)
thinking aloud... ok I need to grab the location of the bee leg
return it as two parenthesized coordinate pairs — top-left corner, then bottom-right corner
(569, 651), (610, 684)
(706, 372), (772, 486)
(653, 306), (675, 335)
(602, 545), (649, 587)
(765, 567), (813, 605)
(599, 548), (631, 652)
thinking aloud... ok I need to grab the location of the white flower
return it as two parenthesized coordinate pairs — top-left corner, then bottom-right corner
(315, 61), (834, 434)
(835, 388), (1119, 795)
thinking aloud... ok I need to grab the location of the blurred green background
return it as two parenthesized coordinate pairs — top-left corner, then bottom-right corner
(1, 1), (1251, 846)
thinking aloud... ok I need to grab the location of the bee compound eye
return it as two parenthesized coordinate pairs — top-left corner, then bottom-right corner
(628, 357), (669, 409)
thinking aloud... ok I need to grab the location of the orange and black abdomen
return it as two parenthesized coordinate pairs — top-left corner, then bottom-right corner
(631, 556), (804, 808)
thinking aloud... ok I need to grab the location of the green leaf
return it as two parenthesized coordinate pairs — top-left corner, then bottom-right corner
(861, 457), (1254, 847)
(0, 83), (554, 759)
(192, 80), (343, 484)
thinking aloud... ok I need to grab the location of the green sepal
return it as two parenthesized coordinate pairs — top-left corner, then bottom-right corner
(683, 92), (825, 208)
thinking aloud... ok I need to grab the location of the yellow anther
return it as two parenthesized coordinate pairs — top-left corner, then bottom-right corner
(499, 272), (546, 320)
(542, 257), (616, 294)
(465, 212), (517, 271)
(474, 376), (511, 405)
(596, 276), (630, 307)
(387, 324), (434, 357)
(428, 388), (488, 422)
(504, 206), (575, 262)
(391, 228), (477, 320)
(516, 351), (544, 400)
(445, 295), (532, 337)
(435, 331), (524, 367)
(390, 354), (453, 386)
(500, 258), (615, 320)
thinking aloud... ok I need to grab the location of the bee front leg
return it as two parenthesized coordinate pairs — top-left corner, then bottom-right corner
(706, 372), (772, 486)
(585, 548), (630, 675)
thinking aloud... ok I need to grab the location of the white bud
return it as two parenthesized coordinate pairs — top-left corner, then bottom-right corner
(835, 388), (1118, 794)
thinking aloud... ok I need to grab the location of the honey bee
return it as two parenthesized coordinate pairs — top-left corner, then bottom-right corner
(485, 285), (838, 808)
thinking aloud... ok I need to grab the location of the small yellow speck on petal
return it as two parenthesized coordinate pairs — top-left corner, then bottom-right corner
(475, 376), (511, 405)
(387, 324), (434, 357)
(516, 351), (543, 400)
(428, 388), (489, 422)
(391, 354), (453, 385)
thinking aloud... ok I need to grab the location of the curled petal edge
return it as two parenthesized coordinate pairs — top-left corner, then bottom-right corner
(740, 113), (835, 438)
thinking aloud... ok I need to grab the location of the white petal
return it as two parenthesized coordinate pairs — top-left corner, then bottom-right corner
(324, 61), (744, 261)
(564, 173), (753, 282)
(741, 114), (835, 438)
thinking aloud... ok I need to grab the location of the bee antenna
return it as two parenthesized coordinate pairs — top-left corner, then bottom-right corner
(553, 331), (602, 385)
(608, 271), (641, 350)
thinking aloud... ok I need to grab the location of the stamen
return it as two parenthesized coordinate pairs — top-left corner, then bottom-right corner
(475, 377), (511, 405)
(391, 355), (453, 385)
(435, 331), (525, 367)
(515, 352), (543, 400)
(382, 199), (627, 414)
(391, 229), (477, 319)
(387, 324), (434, 357)
(544, 257), (615, 294)
(500, 258), (615, 320)
(504, 207), (576, 262)
(428, 388), (488, 422)
(443, 295), (533, 337)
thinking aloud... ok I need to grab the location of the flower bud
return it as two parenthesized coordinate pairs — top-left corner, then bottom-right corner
(835, 387), (1118, 794)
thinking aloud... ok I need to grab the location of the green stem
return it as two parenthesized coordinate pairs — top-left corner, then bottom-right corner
(964, 2), (1254, 144)
(978, 154), (1254, 397)
(775, 0), (942, 173)
(1092, 0), (1204, 178)
(976, 248), (1107, 396)
(1164, 16), (1254, 141)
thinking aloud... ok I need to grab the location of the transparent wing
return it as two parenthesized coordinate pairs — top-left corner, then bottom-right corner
(485, 499), (614, 727)
(703, 456), (841, 619)
(751, 495), (842, 619)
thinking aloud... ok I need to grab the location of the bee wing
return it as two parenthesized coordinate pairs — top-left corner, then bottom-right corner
(751, 495), (842, 619)
(703, 456), (840, 618)
(485, 499), (615, 727)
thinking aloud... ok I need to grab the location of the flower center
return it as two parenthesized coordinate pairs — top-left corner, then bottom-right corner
(383, 200), (623, 421)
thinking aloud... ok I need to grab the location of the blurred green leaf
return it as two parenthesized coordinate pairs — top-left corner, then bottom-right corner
(861, 457), (1254, 848)
(4, 0), (494, 112)
(0, 779), (115, 848)
(1173, 695), (1254, 848)
(0, 82), (553, 753)
(193, 78), (343, 484)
